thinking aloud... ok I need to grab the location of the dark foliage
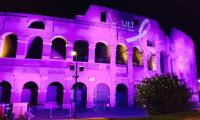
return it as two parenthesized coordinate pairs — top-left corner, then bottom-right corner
(136, 74), (194, 115)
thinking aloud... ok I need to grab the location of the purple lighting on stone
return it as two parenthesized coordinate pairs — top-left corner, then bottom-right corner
(0, 4), (198, 114)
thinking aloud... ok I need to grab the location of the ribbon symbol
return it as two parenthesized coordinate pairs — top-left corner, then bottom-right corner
(126, 18), (150, 43)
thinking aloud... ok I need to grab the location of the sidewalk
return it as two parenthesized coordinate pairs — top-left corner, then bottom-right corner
(30, 107), (146, 120)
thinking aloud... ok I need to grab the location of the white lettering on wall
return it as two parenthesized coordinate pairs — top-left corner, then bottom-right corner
(122, 20), (134, 29)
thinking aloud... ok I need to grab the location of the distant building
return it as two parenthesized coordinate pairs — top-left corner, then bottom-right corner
(0, 5), (198, 109)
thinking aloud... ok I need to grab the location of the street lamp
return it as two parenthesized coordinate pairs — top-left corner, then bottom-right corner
(71, 51), (78, 119)
(70, 51), (84, 118)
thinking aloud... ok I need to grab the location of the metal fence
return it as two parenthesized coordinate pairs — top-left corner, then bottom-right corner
(0, 103), (146, 119)
(0, 104), (73, 120)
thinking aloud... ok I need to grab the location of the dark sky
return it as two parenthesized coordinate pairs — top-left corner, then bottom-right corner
(0, 0), (200, 77)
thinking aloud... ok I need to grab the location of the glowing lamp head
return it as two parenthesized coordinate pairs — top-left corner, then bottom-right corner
(198, 79), (200, 83)
(71, 51), (77, 56)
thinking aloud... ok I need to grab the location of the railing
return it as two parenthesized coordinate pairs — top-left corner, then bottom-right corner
(0, 104), (72, 120)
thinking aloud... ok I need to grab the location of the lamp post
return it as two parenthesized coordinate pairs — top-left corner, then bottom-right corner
(71, 51), (78, 119)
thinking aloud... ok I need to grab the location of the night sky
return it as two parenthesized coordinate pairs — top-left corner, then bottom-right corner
(0, 0), (200, 77)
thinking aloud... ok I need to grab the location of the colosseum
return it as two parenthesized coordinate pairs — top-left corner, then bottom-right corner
(0, 4), (198, 109)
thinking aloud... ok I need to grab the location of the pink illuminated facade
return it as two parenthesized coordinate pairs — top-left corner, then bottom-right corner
(0, 5), (198, 109)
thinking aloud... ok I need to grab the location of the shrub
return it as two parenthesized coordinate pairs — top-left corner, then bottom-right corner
(136, 74), (193, 115)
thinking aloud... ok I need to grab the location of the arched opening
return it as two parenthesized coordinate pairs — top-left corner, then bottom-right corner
(0, 81), (12, 103)
(21, 81), (38, 106)
(1, 34), (18, 58)
(28, 21), (45, 29)
(148, 54), (156, 70)
(116, 84), (128, 108)
(46, 82), (64, 106)
(132, 47), (143, 66)
(116, 44), (127, 65)
(26, 36), (43, 59)
(50, 38), (66, 59)
(72, 82), (87, 109)
(95, 42), (110, 63)
(160, 52), (165, 73)
(147, 39), (155, 47)
(94, 83), (110, 110)
(73, 40), (89, 62)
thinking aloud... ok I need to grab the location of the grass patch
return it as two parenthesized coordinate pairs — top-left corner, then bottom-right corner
(106, 111), (200, 120)
(148, 111), (200, 120)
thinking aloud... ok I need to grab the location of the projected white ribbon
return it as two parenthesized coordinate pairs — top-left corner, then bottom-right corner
(126, 18), (150, 43)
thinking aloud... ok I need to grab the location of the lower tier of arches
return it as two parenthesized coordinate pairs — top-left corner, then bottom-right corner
(0, 80), (136, 109)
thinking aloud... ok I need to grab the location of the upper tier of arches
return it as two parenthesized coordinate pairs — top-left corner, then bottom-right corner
(0, 33), (160, 70)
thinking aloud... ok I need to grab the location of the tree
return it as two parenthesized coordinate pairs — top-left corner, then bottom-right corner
(136, 74), (194, 115)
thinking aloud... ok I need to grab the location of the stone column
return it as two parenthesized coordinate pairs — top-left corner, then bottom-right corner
(109, 45), (116, 108)
(63, 89), (71, 105)
(11, 89), (22, 103)
(11, 76), (22, 103)
(127, 46), (133, 78)
(37, 90), (47, 106)
(66, 43), (73, 62)
(86, 85), (94, 108)
(110, 45), (116, 66)
(37, 75), (48, 106)
(88, 44), (95, 63)
(42, 41), (51, 60)
(142, 48), (148, 76)
(156, 52), (161, 73)
(128, 84), (135, 107)
(109, 84), (115, 108)
(127, 46), (134, 107)
(16, 39), (26, 59)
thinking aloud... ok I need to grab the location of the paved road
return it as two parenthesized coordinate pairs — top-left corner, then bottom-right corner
(29, 107), (146, 120)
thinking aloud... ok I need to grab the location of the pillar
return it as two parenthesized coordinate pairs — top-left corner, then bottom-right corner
(11, 89), (22, 103)
(128, 84), (134, 107)
(109, 45), (116, 108)
(109, 84), (115, 108)
(37, 90), (47, 105)
(88, 44), (95, 63)
(86, 85), (94, 108)
(63, 89), (71, 105)
(66, 43), (73, 62)
(16, 39), (26, 59)
(42, 41), (51, 60)
(127, 45), (133, 78)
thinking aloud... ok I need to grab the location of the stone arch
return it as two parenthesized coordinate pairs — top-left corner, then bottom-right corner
(116, 83), (128, 108)
(147, 39), (155, 47)
(116, 44), (128, 65)
(72, 82), (87, 109)
(28, 19), (45, 29)
(73, 40), (89, 62)
(94, 83), (110, 110)
(0, 81), (12, 103)
(132, 47), (143, 66)
(95, 42), (110, 63)
(21, 81), (38, 106)
(46, 82), (64, 105)
(50, 37), (67, 59)
(148, 53), (156, 70)
(26, 36), (43, 59)
(1, 33), (18, 58)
